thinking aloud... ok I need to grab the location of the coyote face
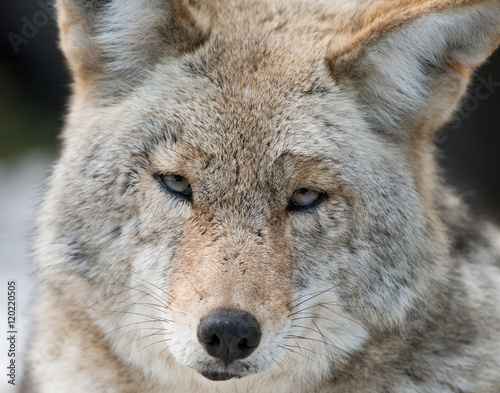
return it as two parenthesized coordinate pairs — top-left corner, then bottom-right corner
(51, 43), (375, 382)
(30, 0), (500, 392)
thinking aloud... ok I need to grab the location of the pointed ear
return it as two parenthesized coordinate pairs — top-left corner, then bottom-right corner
(328, 0), (500, 139)
(57, 0), (209, 99)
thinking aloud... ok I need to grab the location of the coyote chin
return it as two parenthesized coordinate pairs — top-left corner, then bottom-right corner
(27, 0), (500, 392)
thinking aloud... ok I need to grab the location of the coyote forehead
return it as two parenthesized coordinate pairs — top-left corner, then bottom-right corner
(28, 0), (500, 392)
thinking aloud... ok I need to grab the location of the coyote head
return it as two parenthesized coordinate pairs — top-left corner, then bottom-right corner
(37, 0), (499, 389)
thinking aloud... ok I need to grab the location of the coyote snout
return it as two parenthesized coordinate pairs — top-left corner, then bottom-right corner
(196, 308), (261, 380)
(166, 214), (296, 379)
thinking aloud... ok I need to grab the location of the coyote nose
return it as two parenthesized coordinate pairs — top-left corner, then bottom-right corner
(197, 308), (261, 365)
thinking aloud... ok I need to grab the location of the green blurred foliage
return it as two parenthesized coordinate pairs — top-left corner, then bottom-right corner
(0, 64), (61, 159)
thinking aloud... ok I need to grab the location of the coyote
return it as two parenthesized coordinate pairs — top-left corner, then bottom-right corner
(27, 0), (500, 392)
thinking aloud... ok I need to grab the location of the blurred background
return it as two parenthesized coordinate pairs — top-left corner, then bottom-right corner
(0, 1), (499, 391)
(1, 2), (66, 390)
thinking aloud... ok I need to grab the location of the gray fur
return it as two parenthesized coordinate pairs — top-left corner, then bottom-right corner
(27, 0), (500, 392)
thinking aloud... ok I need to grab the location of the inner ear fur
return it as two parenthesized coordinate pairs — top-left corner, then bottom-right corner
(57, 0), (209, 100)
(327, 0), (500, 140)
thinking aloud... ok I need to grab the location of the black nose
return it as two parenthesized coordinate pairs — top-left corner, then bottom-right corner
(197, 308), (261, 365)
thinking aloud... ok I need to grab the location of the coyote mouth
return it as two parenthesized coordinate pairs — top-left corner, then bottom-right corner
(199, 370), (242, 381)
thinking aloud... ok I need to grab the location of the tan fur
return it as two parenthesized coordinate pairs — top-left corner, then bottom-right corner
(329, 0), (495, 75)
(27, 0), (500, 392)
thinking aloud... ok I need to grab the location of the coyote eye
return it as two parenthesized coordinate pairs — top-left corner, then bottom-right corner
(156, 174), (192, 201)
(288, 188), (325, 211)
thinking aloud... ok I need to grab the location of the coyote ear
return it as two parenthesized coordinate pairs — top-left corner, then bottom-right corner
(57, 0), (209, 98)
(328, 0), (500, 139)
